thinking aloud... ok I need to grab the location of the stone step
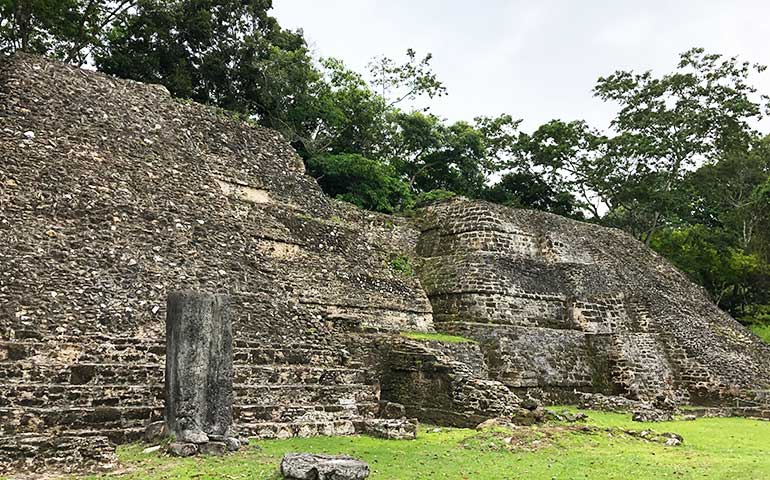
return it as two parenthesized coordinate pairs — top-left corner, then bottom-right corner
(0, 402), (375, 437)
(233, 346), (352, 367)
(234, 365), (369, 385)
(235, 402), (378, 423)
(238, 420), (357, 440)
(1, 340), (351, 367)
(0, 362), (163, 385)
(234, 384), (380, 406)
(0, 406), (163, 436)
(0, 362), (369, 386)
(0, 339), (165, 364)
(0, 384), (164, 408)
(0, 382), (379, 410)
(0, 433), (118, 475)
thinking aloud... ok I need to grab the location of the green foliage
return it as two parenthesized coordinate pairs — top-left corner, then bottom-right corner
(95, 0), (318, 144)
(510, 119), (607, 219)
(415, 189), (456, 206)
(482, 171), (582, 218)
(300, 57), (392, 158)
(307, 153), (413, 213)
(400, 331), (477, 344)
(750, 323), (770, 343)
(390, 112), (520, 197)
(389, 254), (414, 276)
(593, 48), (769, 243)
(651, 136), (770, 322)
(84, 413), (770, 479)
(0, 0), (133, 64)
(651, 225), (768, 311)
(368, 48), (447, 107)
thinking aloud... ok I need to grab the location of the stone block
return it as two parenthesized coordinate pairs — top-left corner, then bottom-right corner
(199, 441), (227, 456)
(280, 453), (370, 480)
(361, 418), (418, 440)
(167, 442), (198, 457)
(165, 291), (235, 443)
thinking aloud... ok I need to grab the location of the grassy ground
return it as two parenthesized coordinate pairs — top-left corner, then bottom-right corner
(399, 331), (477, 343)
(74, 409), (770, 480)
(750, 323), (770, 343)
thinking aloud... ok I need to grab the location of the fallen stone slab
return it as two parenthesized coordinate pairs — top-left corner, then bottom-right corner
(622, 429), (683, 446)
(199, 441), (228, 456)
(377, 401), (406, 419)
(167, 442), (198, 457)
(544, 409), (588, 423)
(578, 393), (641, 412)
(360, 418), (418, 440)
(143, 421), (168, 444)
(281, 453), (370, 480)
(632, 407), (674, 422)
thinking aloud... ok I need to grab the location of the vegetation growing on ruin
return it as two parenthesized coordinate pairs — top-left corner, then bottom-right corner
(76, 411), (770, 480)
(750, 323), (770, 343)
(389, 254), (415, 276)
(400, 331), (477, 344)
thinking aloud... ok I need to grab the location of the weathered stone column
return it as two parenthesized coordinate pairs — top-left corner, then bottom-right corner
(165, 290), (235, 447)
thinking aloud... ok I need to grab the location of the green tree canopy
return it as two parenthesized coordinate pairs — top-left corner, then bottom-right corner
(593, 47), (769, 243)
(95, 0), (318, 139)
(0, 0), (135, 64)
(306, 153), (413, 213)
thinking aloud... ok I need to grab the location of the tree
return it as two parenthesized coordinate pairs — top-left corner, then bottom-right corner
(388, 111), (519, 197)
(297, 57), (391, 159)
(292, 50), (447, 160)
(594, 48), (769, 243)
(0, 0), (135, 64)
(368, 48), (446, 108)
(306, 153), (413, 213)
(512, 119), (608, 219)
(685, 135), (770, 250)
(481, 171), (581, 218)
(95, 0), (318, 141)
(650, 135), (770, 324)
(652, 224), (770, 320)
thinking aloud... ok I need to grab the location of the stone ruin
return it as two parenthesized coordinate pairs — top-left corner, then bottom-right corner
(1, 53), (770, 474)
(163, 290), (242, 455)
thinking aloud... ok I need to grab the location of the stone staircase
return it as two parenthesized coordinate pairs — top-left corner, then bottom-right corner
(0, 334), (380, 448)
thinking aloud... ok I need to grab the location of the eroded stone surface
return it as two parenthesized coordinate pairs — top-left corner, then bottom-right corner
(281, 453), (370, 480)
(0, 434), (117, 474)
(416, 198), (770, 405)
(360, 418), (418, 440)
(165, 291), (234, 443)
(167, 442), (198, 457)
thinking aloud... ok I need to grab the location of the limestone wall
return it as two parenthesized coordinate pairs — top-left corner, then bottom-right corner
(415, 198), (770, 404)
(0, 53), (432, 462)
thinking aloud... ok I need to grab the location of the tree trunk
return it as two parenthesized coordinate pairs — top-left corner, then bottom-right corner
(15, 0), (32, 52)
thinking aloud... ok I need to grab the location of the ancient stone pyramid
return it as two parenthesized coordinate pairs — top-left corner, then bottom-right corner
(1, 54), (769, 473)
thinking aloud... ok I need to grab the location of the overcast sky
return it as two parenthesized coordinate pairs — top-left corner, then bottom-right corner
(272, 0), (770, 132)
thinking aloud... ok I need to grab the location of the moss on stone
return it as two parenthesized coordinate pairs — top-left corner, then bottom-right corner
(389, 254), (415, 276)
(750, 324), (770, 343)
(400, 331), (477, 344)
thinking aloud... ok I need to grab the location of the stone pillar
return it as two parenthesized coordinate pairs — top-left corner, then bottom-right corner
(165, 290), (235, 445)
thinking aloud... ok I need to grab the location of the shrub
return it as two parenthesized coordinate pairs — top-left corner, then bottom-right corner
(389, 254), (415, 276)
(307, 153), (414, 213)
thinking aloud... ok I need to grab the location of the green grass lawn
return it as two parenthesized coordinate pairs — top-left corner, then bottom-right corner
(77, 410), (770, 480)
